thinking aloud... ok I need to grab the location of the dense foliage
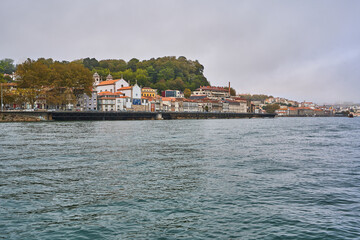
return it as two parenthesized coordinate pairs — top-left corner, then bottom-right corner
(13, 58), (93, 108)
(0, 59), (16, 74)
(262, 103), (280, 113)
(238, 94), (273, 102)
(80, 56), (210, 92)
(0, 58), (16, 83)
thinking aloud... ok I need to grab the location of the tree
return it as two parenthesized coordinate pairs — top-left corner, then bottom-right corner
(251, 94), (271, 102)
(135, 69), (149, 87)
(263, 104), (280, 113)
(122, 69), (136, 83)
(17, 58), (51, 88)
(154, 79), (167, 93)
(146, 66), (157, 83)
(184, 88), (191, 98)
(77, 56), (210, 90)
(0, 58), (16, 74)
(158, 67), (175, 81)
(83, 57), (99, 70)
(225, 87), (236, 96)
(16, 58), (93, 107)
(4, 75), (12, 82)
(127, 58), (139, 72)
(173, 77), (185, 91)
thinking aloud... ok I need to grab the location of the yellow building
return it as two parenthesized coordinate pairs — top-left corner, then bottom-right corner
(141, 87), (157, 97)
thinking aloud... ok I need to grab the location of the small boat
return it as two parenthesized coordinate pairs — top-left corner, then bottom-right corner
(348, 113), (354, 118)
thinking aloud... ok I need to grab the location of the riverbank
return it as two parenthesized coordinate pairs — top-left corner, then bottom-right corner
(0, 111), (52, 122)
(0, 111), (275, 122)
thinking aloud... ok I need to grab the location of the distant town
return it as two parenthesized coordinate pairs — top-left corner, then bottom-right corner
(1, 57), (359, 117)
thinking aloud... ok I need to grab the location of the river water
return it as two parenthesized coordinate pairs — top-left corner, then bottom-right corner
(1, 117), (360, 239)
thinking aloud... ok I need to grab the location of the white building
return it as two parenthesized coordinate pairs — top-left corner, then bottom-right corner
(117, 83), (142, 105)
(95, 73), (130, 93)
(97, 91), (133, 111)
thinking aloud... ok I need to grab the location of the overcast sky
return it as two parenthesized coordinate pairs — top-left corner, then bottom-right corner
(1, 0), (360, 104)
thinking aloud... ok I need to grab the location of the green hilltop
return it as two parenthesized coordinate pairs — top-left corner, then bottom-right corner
(78, 56), (210, 92)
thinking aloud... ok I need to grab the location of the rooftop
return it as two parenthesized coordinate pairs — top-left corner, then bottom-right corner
(118, 86), (132, 91)
(97, 80), (118, 86)
(197, 86), (228, 92)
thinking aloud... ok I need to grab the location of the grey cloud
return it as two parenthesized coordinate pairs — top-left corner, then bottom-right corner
(1, 0), (360, 103)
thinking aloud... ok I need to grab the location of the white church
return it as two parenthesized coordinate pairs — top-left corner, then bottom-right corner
(81, 72), (147, 111)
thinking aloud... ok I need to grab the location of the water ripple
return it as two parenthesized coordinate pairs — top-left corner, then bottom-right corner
(1, 118), (360, 239)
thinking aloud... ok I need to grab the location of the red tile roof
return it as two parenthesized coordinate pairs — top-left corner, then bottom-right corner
(161, 97), (176, 101)
(118, 86), (132, 91)
(98, 91), (113, 95)
(97, 80), (118, 86)
(98, 91), (124, 96)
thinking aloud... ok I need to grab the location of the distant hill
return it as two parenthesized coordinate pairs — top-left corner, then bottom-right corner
(79, 56), (210, 92)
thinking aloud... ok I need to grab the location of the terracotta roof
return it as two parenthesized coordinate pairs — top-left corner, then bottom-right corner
(161, 97), (176, 101)
(118, 86), (132, 91)
(97, 80), (118, 86)
(98, 91), (113, 95)
(98, 91), (124, 96)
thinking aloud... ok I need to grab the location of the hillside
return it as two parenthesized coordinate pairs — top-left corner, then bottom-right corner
(80, 56), (210, 92)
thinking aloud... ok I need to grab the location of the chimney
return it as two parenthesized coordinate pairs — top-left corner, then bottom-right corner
(228, 82), (231, 96)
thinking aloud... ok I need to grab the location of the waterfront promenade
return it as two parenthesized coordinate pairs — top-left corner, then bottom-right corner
(0, 111), (276, 122)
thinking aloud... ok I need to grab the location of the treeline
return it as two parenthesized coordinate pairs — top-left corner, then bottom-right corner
(0, 58), (16, 83)
(5, 58), (93, 108)
(2, 56), (210, 92)
(238, 94), (273, 102)
(77, 56), (210, 92)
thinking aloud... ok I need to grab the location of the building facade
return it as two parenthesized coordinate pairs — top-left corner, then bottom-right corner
(142, 87), (157, 97)
(192, 86), (230, 99)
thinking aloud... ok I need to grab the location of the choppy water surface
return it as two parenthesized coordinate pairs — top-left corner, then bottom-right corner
(1, 117), (360, 239)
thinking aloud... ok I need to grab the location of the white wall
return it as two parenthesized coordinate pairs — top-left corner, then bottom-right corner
(115, 79), (129, 91)
(132, 84), (141, 99)
(96, 84), (115, 93)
